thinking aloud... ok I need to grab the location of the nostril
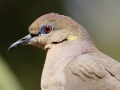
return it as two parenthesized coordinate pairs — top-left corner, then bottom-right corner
(21, 38), (26, 40)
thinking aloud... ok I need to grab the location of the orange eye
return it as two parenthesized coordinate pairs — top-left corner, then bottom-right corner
(44, 26), (52, 34)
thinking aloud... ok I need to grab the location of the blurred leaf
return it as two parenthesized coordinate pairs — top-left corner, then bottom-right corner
(0, 55), (24, 90)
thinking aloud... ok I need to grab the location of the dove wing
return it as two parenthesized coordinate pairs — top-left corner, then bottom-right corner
(64, 52), (120, 90)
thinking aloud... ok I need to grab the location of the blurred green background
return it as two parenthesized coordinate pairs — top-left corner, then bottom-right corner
(0, 0), (120, 90)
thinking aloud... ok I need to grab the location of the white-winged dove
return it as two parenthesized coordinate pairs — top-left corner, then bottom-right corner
(8, 13), (120, 90)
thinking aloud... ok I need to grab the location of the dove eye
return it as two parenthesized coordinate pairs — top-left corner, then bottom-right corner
(44, 26), (52, 34)
(40, 25), (53, 34)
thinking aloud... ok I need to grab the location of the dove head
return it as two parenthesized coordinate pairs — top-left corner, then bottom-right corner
(8, 13), (92, 51)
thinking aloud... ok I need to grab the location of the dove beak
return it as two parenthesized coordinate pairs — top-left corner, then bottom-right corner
(8, 34), (32, 51)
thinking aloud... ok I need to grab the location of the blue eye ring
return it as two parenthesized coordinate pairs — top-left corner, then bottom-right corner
(40, 25), (53, 34)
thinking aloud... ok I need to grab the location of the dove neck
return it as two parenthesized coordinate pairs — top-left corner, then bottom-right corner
(45, 39), (98, 62)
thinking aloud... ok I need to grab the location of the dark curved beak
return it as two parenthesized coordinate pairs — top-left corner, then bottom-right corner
(8, 34), (32, 51)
